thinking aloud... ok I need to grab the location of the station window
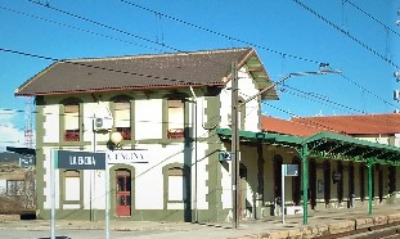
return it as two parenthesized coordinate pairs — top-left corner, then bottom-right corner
(167, 99), (184, 139)
(64, 103), (80, 141)
(114, 100), (131, 140)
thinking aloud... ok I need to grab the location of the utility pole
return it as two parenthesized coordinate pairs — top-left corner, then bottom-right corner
(394, 7), (400, 112)
(231, 62), (239, 229)
(394, 71), (400, 111)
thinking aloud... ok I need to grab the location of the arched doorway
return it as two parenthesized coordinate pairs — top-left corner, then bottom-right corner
(116, 169), (132, 217)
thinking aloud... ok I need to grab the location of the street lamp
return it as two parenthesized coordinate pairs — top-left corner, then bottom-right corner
(230, 64), (341, 229)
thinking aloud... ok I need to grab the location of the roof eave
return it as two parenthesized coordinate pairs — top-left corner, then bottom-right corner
(15, 83), (223, 97)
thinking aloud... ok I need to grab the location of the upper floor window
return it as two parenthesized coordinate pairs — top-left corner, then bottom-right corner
(64, 102), (80, 141)
(114, 99), (131, 140)
(167, 99), (184, 139)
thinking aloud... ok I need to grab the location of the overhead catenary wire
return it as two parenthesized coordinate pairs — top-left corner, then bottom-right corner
(0, 47), (199, 86)
(281, 84), (364, 114)
(27, 0), (180, 52)
(23, 0), (253, 75)
(262, 102), (340, 133)
(21, 0), (398, 116)
(345, 0), (400, 38)
(3, 46), (399, 132)
(0, 5), (164, 53)
(292, 0), (400, 69)
(339, 73), (398, 109)
(119, 0), (324, 65)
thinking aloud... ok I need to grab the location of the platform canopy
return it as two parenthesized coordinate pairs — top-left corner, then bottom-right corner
(217, 128), (400, 166)
(217, 128), (400, 223)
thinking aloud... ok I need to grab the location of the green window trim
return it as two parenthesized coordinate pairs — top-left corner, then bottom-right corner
(59, 169), (84, 206)
(110, 95), (134, 142)
(162, 163), (188, 209)
(59, 97), (83, 144)
(162, 94), (190, 142)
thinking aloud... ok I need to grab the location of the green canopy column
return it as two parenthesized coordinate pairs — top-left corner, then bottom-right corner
(367, 159), (374, 215)
(301, 144), (309, 225)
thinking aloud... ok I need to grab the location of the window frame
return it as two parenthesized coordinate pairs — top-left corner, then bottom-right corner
(162, 163), (188, 209)
(111, 95), (133, 141)
(61, 170), (83, 205)
(60, 98), (82, 143)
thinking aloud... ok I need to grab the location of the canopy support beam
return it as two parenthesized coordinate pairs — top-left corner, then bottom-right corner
(367, 159), (374, 215)
(301, 144), (309, 225)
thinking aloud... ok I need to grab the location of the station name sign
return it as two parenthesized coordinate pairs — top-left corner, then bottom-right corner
(58, 150), (106, 170)
(107, 150), (148, 164)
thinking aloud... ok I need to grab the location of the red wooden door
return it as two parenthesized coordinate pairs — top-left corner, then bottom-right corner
(116, 170), (131, 217)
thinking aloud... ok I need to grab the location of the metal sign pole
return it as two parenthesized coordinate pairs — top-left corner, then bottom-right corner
(51, 149), (56, 239)
(281, 165), (285, 224)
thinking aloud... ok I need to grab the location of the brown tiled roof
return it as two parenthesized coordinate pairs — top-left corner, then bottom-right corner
(291, 113), (400, 135)
(16, 47), (276, 96)
(261, 115), (333, 137)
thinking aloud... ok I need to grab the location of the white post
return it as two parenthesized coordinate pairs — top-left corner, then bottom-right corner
(105, 162), (110, 239)
(90, 119), (96, 221)
(51, 149), (56, 239)
(281, 165), (285, 224)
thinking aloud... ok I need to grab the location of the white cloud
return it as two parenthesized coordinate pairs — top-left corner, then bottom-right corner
(0, 109), (29, 151)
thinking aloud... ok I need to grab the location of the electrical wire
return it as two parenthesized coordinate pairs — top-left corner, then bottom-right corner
(345, 0), (400, 38)
(292, 0), (399, 69)
(0, 5), (164, 53)
(339, 73), (398, 109)
(262, 102), (340, 132)
(27, 0), (180, 52)
(2, 46), (399, 135)
(119, 0), (324, 65)
(21, 0), (399, 118)
(23, 1), (254, 75)
(270, 84), (400, 130)
(0, 47), (199, 86)
(282, 84), (363, 114)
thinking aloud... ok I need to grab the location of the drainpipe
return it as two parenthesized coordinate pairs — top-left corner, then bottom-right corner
(301, 144), (309, 225)
(189, 86), (198, 223)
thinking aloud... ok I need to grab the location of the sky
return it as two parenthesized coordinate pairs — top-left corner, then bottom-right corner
(0, 0), (399, 150)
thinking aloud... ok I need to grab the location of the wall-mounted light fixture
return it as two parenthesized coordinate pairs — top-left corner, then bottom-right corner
(108, 131), (123, 150)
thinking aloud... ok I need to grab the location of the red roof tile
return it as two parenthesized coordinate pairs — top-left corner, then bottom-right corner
(261, 116), (333, 137)
(291, 113), (400, 135)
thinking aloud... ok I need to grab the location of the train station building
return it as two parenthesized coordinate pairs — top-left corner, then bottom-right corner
(15, 47), (400, 223)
